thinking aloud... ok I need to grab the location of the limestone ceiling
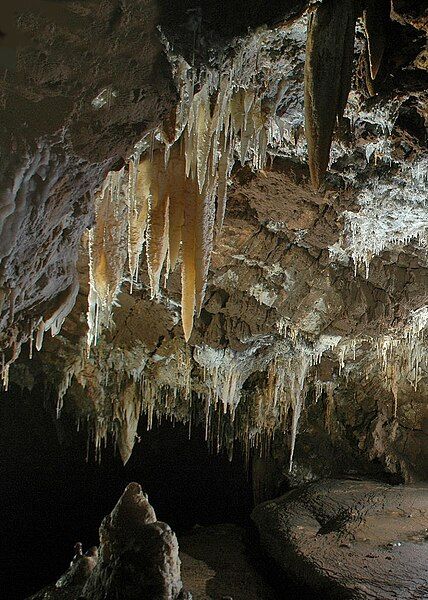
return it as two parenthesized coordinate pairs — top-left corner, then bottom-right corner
(0, 0), (427, 480)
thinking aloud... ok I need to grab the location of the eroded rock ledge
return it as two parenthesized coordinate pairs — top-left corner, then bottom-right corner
(252, 479), (428, 600)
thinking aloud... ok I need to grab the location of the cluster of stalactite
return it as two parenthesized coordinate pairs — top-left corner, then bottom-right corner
(1, 1), (426, 485)
(59, 336), (314, 467)
(54, 304), (428, 470)
(0, 0), (419, 382)
(87, 69), (277, 347)
(85, 0), (402, 352)
(1, 20), (296, 379)
(1, 275), (79, 391)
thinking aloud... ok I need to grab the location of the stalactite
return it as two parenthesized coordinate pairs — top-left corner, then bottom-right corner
(115, 382), (141, 465)
(304, 0), (356, 189)
(215, 133), (233, 233)
(87, 169), (128, 350)
(373, 306), (428, 412)
(83, 35), (287, 348)
(181, 178), (198, 342)
(337, 168), (428, 277)
(141, 70), (255, 340)
(146, 151), (170, 298)
(194, 180), (216, 316)
(324, 381), (336, 435)
(166, 148), (186, 274)
(363, 0), (390, 81)
(0, 338), (22, 391)
(127, 155), (150, 288)
(194, 84), (212, 192)
(287, 352), (311, 472)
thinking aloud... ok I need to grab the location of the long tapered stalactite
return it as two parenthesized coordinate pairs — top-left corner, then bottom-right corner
(363, 0), (391, 95)
(363, 0), (390, 81)
(146, 152), (170, 299)
(127, 156), (150, 288)
(304, 0), (357, 190)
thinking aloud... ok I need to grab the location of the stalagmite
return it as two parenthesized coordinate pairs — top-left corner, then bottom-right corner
(82, 483), (183, 600)
(304, 0), (356, 189)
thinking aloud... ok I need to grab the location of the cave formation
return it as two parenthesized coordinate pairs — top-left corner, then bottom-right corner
(0, 1), (427, 599)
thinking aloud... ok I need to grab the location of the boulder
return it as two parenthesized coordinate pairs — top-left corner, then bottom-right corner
(252, 479), (428, 599)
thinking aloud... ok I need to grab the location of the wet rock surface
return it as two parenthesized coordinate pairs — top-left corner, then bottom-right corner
(252, 479), (428, 600)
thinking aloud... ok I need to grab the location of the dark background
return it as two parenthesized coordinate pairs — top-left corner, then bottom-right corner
(0, 383), (253, 599)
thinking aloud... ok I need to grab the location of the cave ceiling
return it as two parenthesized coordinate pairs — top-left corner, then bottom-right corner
(0, 0), (427, 481)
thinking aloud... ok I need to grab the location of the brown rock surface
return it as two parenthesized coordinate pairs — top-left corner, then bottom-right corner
(179, 524), (276, 600)
(252, 479), (428, 599)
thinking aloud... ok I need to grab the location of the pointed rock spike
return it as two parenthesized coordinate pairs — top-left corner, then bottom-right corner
(166, 145), (186, 273)
(363, 0), (390, 81)
(304, 0), (357, 190)
(181, 179), (198, 342)
(146, 151), (169, 297)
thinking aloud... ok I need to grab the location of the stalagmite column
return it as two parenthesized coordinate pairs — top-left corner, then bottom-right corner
(83, 483), (184, 600)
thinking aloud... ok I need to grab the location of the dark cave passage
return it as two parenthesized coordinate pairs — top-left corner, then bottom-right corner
(0, 384), (254, 599)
